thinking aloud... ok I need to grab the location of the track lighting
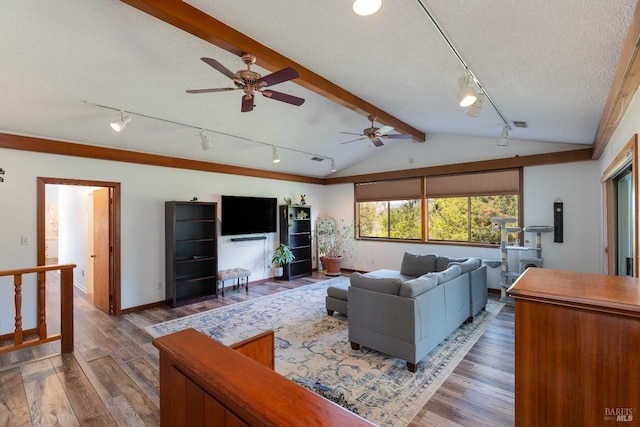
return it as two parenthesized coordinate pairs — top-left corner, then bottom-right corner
(110, 110), (130, 132)
(497, 125), (510, 146)
(199, 129), (212, 150)
(352, 0), (382, 16)
(457, 72), (478, 107)
(272, 146), (281, 163)
(330, 159), (337, 172)
(467, 91), (484, 117)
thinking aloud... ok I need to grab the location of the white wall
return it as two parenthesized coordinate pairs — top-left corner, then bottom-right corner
(0, 148), (325, 326)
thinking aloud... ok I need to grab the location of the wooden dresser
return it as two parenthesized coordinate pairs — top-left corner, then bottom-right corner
(153, 328), (375, 427)
(508, 268), (640, 426)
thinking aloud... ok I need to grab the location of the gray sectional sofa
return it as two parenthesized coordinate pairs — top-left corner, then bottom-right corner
(347, 252), (487, 372)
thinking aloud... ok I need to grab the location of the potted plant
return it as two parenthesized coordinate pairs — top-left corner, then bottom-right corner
(316, 216), (354, 276)
(271, 244), (295, 278)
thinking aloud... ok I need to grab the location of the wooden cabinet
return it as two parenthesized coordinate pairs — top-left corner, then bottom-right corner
(279, 205), (312, 280)
(508, 268), (640, 426)
(165, 201), (218, 307)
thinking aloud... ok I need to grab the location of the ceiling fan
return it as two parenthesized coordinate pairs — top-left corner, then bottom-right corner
(186, 53), (305, 112)
(340, 115), (412, 147)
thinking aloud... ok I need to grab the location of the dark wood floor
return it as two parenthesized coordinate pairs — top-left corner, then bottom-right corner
(0, 272), (514, 426)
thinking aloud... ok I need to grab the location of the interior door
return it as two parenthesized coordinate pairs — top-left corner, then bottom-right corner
(615, 168), (634, 276)
(92, 188), (111, 313)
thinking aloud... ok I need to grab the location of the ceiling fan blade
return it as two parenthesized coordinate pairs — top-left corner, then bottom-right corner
(377, 126), (394, 136)
(186, 87), (239, 94)
(261, 90), (305, 106)
(201, 57), (242, 84)
(257, 67), (299, 87)
(340, 137), (367, 145)
(383, 134), (413, 140)
(340, 131), (365, 136)
(241, 94), (254, 112)
(372, 138), (384, 147)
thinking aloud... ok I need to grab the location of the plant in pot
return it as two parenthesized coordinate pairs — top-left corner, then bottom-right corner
(316, 216), (354, 276)
(271, 244), (295, 278)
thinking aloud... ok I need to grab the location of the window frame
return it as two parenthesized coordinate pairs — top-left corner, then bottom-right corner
(355, 168), (523, 247)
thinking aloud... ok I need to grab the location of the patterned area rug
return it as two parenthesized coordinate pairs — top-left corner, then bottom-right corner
(146, 277), (504, 426)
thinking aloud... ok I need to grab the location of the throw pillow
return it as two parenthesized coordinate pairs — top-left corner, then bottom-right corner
(435, 264), (462, 284)
(350, 272), (403, 295)
(400, 252), (437, 277)
(399, 273), (439, 297)
(448, 258), (481, 273)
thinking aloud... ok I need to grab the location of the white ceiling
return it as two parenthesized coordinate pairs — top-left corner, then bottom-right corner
(0, 1), (636, 178)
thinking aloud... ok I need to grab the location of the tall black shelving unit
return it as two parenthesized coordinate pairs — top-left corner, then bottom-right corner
(279, 205), (312, 280)
(165, 201), (218, 307)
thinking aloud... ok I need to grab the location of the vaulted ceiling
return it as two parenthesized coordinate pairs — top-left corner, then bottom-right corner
(0, 1), (637, 178)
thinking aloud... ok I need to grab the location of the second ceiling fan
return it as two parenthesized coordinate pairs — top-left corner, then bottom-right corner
(341, 115), (412, 147)
(186, 53), (305, 112)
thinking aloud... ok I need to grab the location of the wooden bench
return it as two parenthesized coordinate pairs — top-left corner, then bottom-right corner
(217, 268), (251, 296)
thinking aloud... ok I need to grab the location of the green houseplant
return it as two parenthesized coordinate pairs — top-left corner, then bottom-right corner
(271, 244), (295, 277)
(316, 216), (354, 276)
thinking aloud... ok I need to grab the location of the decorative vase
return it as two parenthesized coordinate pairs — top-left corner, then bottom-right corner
(323, 256), (343, 276)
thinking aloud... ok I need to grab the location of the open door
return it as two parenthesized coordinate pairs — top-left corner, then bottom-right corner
(603, 135), (638, 276)
(37, 177), (121, 315)
(92, 188), (111, 314)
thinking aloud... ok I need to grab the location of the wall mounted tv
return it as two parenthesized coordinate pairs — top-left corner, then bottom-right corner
(221, 195), (278, 236)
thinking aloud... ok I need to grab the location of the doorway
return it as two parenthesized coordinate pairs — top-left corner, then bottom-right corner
(603, 135), (638, 277)
(615, 168), (633, 276)
(37, 178), (121, 315)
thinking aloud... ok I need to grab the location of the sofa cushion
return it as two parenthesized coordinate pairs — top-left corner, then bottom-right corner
(350, 272), (403, 295)
(400, 252), (437, 277)
(436, 256), (469, 271)
(448, 257), (481, 273)
(399, 273), (439, 297)
(435, 264), (462, 284)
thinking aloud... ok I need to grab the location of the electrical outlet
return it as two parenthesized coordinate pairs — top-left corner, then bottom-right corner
(20, 236), (30, 245)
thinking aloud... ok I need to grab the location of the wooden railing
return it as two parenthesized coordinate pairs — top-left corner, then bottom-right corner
(0, 264), (76, 354)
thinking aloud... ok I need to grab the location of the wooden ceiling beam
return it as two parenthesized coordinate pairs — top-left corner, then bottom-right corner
(119, 0), (426, 143)
(592, 0), (640, 159)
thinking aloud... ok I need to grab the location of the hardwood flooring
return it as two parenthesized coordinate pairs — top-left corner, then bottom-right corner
(0, 272), (514, 426)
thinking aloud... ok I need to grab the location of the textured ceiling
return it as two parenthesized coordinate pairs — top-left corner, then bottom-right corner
(0, 1), (636, 178)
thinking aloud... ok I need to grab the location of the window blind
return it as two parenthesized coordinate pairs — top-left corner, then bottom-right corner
(426, 169), (520, 197)
(355, 178), (422, 202)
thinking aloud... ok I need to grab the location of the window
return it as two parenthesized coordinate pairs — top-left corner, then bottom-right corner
(355, 169), (521, 245)
(425, 170), (520, 244)
(356, 179), (422, 240)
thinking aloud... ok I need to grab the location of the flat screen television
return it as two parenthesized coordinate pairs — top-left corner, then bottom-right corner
(221, 195), (278, 235)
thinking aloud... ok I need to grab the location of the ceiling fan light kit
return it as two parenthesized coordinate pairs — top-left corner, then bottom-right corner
(110, 110), (131, 132)
(352, 0), (382, 16)
(340, 114), (411, 147)
(186, 54), (304, 112)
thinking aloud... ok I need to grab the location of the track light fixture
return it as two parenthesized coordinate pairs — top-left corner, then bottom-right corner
(88, 101), (337, 172)
(498, 125), (510, 146)
(352, 0), (382, 16)
(110, 110), (131, 132)
(457, 72), (478, 107)
(467, 91), (484, 117)
(330, 159), (337, 172)
(199, 129), (212, 150)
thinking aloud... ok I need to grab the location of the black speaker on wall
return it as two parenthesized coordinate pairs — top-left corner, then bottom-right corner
(554, 199), (563, 243)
